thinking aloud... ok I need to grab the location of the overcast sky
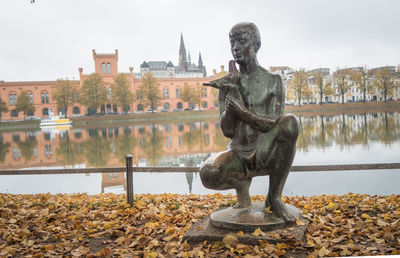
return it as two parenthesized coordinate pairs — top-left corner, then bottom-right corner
(1, 0), (399, 82)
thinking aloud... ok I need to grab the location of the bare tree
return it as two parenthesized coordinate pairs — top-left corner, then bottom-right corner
(333, 68), (350, 104)
(289, 69), (308, 106)
(373, 67), (398, 102)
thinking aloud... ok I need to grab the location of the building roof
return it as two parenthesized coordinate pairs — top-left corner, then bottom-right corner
(140, 61), (149, 68)
(167, 61), (174, 68)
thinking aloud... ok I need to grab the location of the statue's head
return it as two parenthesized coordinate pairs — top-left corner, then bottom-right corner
(229, 22), (261, 65)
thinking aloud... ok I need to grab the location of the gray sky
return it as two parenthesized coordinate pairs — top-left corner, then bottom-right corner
(1, 0), (399, 82)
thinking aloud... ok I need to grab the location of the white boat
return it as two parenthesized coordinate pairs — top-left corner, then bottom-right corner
(39, 115), (72, 127)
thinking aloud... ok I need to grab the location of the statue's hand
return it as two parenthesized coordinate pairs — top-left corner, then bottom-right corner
(220, 82), (238, 92)
(225, 95), (244, 116)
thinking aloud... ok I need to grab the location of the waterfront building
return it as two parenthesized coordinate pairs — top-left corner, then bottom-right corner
(0, 34), (218, 121)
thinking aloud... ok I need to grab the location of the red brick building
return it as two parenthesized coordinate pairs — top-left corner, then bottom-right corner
(0, 48), (223, 121)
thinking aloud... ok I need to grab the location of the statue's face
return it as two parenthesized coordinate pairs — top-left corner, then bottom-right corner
(229, 30), (257, 65)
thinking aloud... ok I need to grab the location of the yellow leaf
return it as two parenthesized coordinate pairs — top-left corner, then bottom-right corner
(361, 213), (370, 219)
(296, 219), (306, 226)
(236, 231), (244, 237)
(136, 200), (147, 209)
(277, 243), (288, 249)
(303, 204), (312, 210)
(264, 206), (273, 214)
(145, 252), (157, 258)
(318, 246), (330, 257)
(251, 227), (265, 237)
(223, 234), (239, 248)
(104, 222), (114, 229)
(165, 226), (176, 235)
(327, 202), (335, 209)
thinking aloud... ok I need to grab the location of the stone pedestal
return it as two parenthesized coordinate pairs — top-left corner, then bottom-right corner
(210, 202), (300, 232)
(183, 202), (308, 244)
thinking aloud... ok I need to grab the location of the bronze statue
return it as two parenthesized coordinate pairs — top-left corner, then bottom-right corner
(200, 22), (299, 222)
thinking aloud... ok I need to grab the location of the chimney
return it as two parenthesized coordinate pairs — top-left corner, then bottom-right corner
(78, 68), (83, 85)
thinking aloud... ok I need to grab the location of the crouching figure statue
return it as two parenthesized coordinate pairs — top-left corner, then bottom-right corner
(200, 22), (299, 222)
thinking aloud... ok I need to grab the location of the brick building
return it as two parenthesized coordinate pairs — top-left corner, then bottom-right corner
(0, 36), (220, 121)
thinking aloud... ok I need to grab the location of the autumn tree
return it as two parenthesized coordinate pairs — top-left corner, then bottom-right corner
(0, 97), (9, 121)
(180, 83), (194, 109)
(140, 72), (161, 113)
(17, 135), (37, 163)
(52, 79), (79, 118)
(372, 67), (398, 102)
(192, 83), (202, 110)
(112, 74), (135, 114)
(15, 90), (36, 120)
(333, 68), (350, 104)
(311, 70), (332, 104)
(289, 69), (308, 106)
(349, 66), (372, 103)
(79, 73), (107, 115)
(302, 85), (313, 104)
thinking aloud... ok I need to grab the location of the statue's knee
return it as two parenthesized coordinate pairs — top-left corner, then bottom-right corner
(281, 114), (299, 137)
(199, 164), (221, 189)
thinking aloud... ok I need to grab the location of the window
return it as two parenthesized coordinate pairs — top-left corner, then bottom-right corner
(11, 110), (18, 117)
(177, 102), (183, 109)
(73, 106), (80, 114)
(202, 101), (208, 108)
(41, 91), (49, 104)
(163, 88), (169, 98)
(163, 102), (170, 110)
(165, 136), (172, 147)
(43, 108), (49, 116)
(136, 90), (143, 100)
(102, 63), (106, 73)
(176, 88), (181, 98)
(109, 88), (112, 101)
(107, 63), (111, 73)
(13, 147), (21, 159)
(9, 92), (17, 105)
(28, 92), (33, 103)
(45, 144), (53, 156)
(202, 88), (207, 97)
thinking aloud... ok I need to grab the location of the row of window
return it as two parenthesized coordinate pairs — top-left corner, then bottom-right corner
(7, 91), (48, 105)
(12, 145), (52, 160)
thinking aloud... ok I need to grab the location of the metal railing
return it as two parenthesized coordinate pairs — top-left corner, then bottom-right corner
(1, 156), (400, 207)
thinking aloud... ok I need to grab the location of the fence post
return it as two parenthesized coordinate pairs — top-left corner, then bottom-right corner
(126, 154), (134, 207)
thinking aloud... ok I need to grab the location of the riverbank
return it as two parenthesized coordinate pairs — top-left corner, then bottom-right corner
(1, 101), (399, 131)
(0, 193), (399, 256)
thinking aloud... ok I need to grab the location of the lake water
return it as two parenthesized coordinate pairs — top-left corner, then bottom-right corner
(0, 111), (399, 196)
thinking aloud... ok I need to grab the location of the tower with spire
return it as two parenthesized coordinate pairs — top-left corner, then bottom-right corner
(179, 33), (188, 72)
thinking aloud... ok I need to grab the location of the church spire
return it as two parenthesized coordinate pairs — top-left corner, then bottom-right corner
(179, 33), (187, 69)
(198, 52), (203, 67)
(188, 51), (191, 65)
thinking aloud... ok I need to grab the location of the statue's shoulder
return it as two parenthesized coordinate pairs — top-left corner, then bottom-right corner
(255, 66), (282, 84)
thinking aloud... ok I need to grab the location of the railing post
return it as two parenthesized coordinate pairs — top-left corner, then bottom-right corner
(125, 154), (134, 207)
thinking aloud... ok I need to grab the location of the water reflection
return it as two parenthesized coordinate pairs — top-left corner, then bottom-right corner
(0, 112), (399, 170)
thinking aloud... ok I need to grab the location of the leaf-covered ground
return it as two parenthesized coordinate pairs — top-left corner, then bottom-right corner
(1, 193), (399, 257)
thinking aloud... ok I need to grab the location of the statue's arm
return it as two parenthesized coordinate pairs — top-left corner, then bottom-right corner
(225, 75), (284, 132)
(225, 96), (276, 132)
(219, 88), (237, 138)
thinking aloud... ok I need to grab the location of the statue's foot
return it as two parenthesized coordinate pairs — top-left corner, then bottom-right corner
(233, 199), (251, 209)
(266, 198), (296, 222)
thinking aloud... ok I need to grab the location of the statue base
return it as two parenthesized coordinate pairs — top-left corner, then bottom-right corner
(183, 202), (308, 244)
(210, 202), (300, 232)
